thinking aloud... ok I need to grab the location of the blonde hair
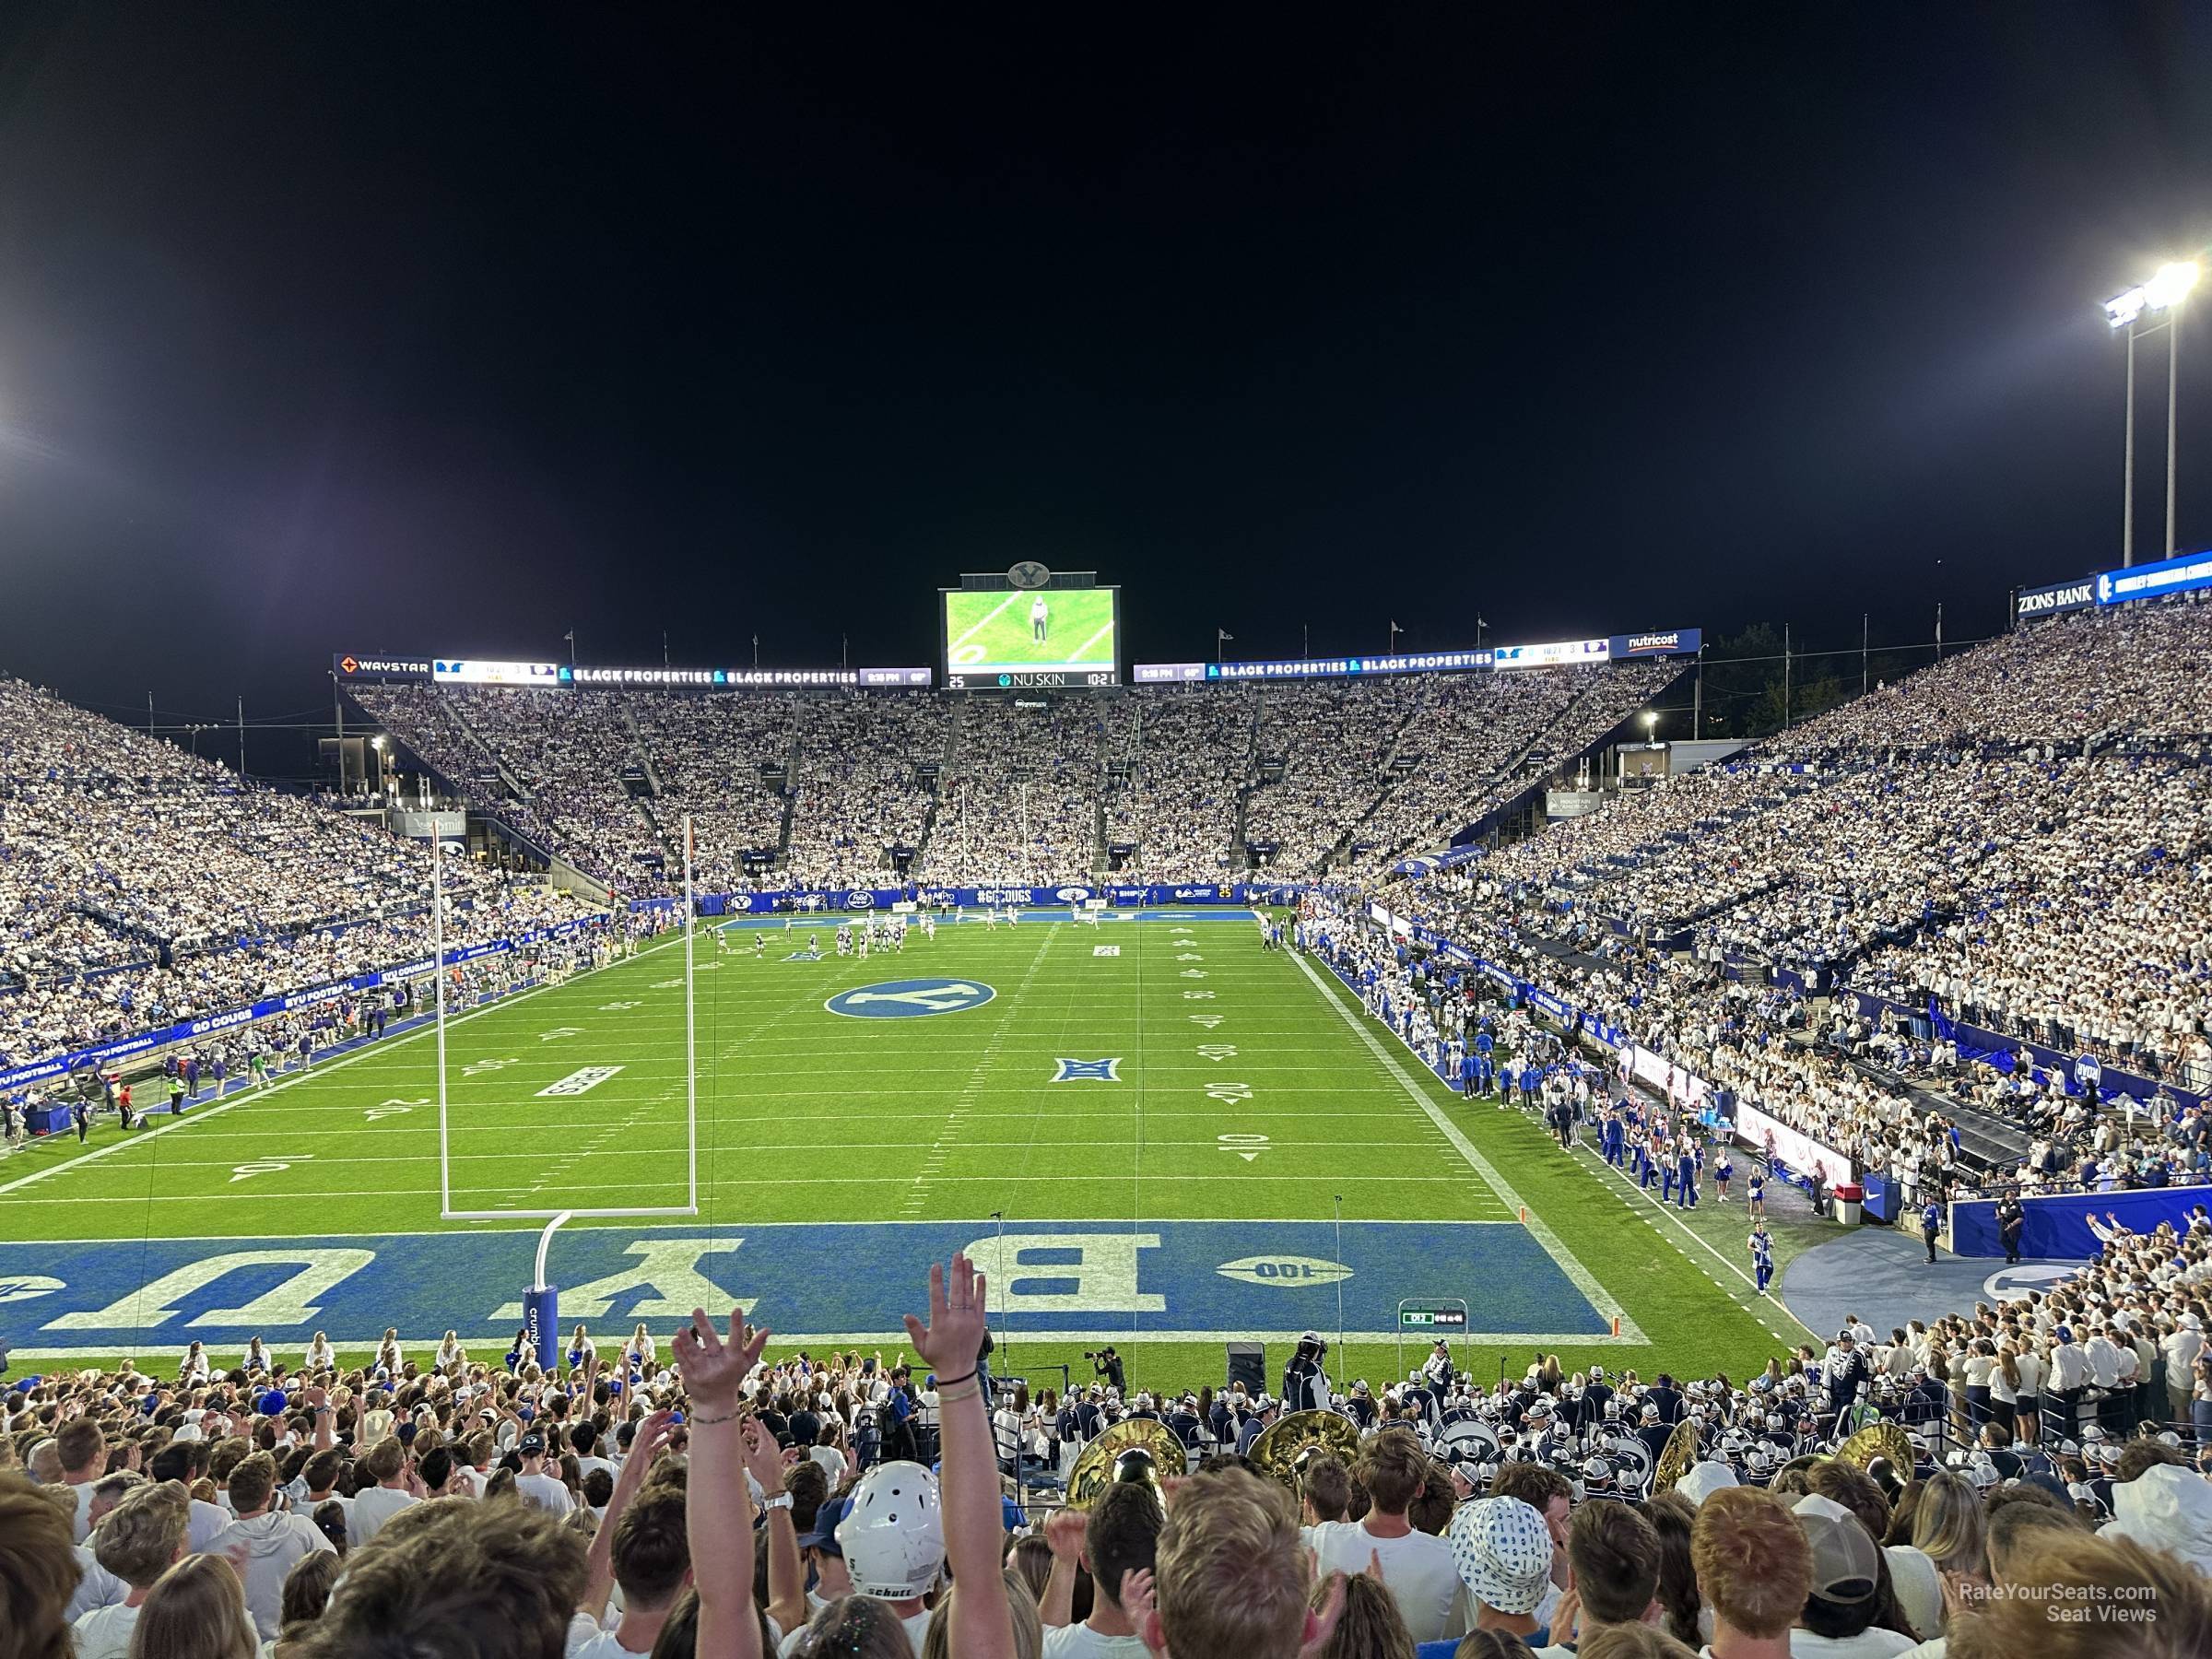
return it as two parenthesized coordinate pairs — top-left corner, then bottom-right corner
(920, 1571), (1043, 1659)
(129, 1553), (258, 1659)
(1910, 1471), (1987, 1579)
(93, 1482), (190, 1589)
(1155, 1470), (1309, 1659)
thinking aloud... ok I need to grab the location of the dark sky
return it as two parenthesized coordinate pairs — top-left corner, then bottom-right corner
(2, 4), (2209, 751)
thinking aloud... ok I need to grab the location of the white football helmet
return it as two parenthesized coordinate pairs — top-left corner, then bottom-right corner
(841, 1461), (945, 1599)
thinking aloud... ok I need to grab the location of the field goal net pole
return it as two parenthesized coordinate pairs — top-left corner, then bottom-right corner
(433, 825), (702, 1357)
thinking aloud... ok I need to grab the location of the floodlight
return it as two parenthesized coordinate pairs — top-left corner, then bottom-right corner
(2108, 260), (2199, 328)
(2147, 260), (2201, 310)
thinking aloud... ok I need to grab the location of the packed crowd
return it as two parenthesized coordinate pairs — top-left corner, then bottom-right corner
(1101, 686), (1255, 884)
(1242, 681), (1424, 875)
(1778, 598), (2212, 755)
(1349, 665), (1676, 877)
(937, 700), (1105, 888)
(357, 665), (1675, 898)
(0, 677), (600, 1077)
(782, 696), (952, 892)
(7, 1229), (2212, 1659)
(1385, 597), (2212, 1192)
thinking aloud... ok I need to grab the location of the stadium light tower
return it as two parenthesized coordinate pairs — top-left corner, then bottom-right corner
(2107, 259), (2200, 565)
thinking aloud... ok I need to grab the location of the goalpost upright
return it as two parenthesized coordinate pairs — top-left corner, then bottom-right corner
(431, 831), (699, 1239)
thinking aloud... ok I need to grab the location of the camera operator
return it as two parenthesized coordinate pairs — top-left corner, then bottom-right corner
(1086, 1346), (1125, 1393)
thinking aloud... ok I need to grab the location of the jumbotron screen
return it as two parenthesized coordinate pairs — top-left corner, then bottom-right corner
(942, 586), (1120, 689)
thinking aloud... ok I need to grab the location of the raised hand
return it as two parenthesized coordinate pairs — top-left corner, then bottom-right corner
(901, 1253), (988, 1377)
(1043, 1504), (1088, 1564)
(738, 1416), (783, 1491)
(672, 1310), (771, 1413)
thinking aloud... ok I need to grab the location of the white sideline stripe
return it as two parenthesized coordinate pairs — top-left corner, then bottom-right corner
(14, 1216), (1535, 1246)
(947, 591), (1019, 652)
(0, 933), (681, 1196)
(1572, 1142), (1824, 1341)
(1288, 948), (1648, 1343)
(7, 1329), (1636, 1361)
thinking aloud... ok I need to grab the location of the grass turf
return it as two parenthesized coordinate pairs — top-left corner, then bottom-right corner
(3, 911), (1824, 1391)
(942, 589), (1116, 673)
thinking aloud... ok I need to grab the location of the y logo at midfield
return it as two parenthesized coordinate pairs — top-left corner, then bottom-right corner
(825, 979), (998, 1019)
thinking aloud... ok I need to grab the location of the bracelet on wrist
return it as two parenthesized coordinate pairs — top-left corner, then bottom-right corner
(688, 1407), (740, 1426)
(935, 1384), (982, 1405)
(934, 1369), (977, 1390)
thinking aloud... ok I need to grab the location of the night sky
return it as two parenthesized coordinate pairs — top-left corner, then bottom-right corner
(2, 5), (2209, 757)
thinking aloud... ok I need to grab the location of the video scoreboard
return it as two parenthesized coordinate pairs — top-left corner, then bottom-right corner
(942, 565), (1121, 690)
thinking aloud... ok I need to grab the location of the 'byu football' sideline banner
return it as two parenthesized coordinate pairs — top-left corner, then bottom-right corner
(0, 1221), (1618, 1357)
(0, 918), (606, 1096)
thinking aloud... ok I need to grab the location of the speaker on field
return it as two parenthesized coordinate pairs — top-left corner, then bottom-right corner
(1226, 1342), (1265, 1394)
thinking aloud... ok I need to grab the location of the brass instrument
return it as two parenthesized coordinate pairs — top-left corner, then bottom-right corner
(1829, 1419), (1912, 1477)
(1649, 1418), (1702, 1494)
(1246, 1408), (1363, 1488)
(1065, 1418), (1190, 1510)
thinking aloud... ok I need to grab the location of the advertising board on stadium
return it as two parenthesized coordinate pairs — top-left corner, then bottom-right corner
(2015, 578), (2096, 620)
(332, 653), (433, 680)
(1606, 629), (1702, 658)
(1492, 637), (1611, 671)
(432, 659), (562, 686)
(2097, 547), (2212, 606)
(1202, 650), (1494, 683)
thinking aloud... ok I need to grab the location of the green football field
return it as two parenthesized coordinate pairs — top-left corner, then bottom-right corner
(943, 589), (1117, 672)
(0, 912), (1821, 1393)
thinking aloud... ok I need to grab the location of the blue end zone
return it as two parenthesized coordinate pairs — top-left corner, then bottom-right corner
(0, 1219), (1614, 1356)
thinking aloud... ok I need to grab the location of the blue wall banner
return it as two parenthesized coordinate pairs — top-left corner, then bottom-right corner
(2098, 549), (2212, 606)
(1948, 1183), (2212, 1259)
(0, 1220), (1620, 1357)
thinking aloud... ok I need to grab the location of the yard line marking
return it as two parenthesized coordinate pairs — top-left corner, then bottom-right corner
(947, 591), (1020, 652)
(0, 932), (681, 1197)
(1068, 617), (1116, 665)
(1288, 948), (1647, 1343)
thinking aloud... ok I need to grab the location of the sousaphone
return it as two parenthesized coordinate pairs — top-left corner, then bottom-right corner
(1065, 1418), (1190, 1510)
(1649, 1418), (1702, 1494)
(1247, 1408), (1363, 1489)
(1829, 1419), (1912, 1478)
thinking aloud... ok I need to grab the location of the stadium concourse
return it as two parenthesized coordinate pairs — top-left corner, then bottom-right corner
(7, 603), (2212, 1659)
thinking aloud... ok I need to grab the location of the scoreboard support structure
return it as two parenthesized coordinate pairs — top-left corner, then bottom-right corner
(1394, 1298), (1470, 1382)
